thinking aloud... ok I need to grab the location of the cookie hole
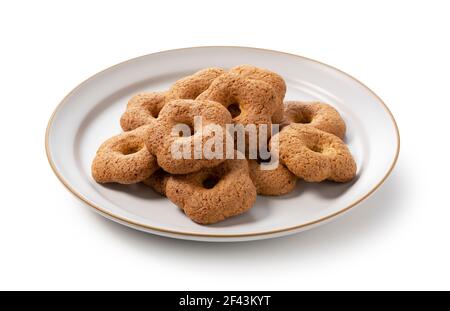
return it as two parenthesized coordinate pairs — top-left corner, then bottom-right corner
(309, 145), (323, 153)
(152, 109), (161, 118)
(176, 122), (196, 137)
(227, 103), (241, 118)
(293, 113), (313, 124)
(123, 145), (143, 155)
(202, 175), (220, 189)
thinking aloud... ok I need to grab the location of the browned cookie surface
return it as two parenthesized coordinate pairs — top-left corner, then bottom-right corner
(166, 67), (225, 101)
(248, 159), (297, 196)
(120, 67), (224, 131)
(272, 124), (356, 182)
(281, 101), (346, 139)
(91, 124), (159, 184)
(146, 99), (232, 174)
(120, 92), (166, 131)
(197, 72), (278, 130)
(166, 158), (256, 225)
(229, 65), (286, 124)
(142, 169), (171, 196)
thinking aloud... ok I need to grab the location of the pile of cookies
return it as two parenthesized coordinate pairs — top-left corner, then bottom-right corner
(92, 65), (356, 224)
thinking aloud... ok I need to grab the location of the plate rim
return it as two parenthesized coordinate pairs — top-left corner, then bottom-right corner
(45, 46), (400, 239)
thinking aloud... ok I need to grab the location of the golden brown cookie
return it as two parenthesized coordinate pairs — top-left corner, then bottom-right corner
(165, 158), (256, 224)
(197, 72), (277, 130)
(229, 65), (286, 124)
(91, 125), (159, 184)
(166, 67), (225, 101)
(146, 99), (232, 174)
(120, 92), (166, 132)
(272, 124), (356, 182)
(281, 101), (346, 139)
(120, 67), (225, 131)
(142, 169), (170, 196)
(248, 159), (297, 196)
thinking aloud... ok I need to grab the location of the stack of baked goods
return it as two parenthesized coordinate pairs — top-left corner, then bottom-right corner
(91, 65), (356, 224)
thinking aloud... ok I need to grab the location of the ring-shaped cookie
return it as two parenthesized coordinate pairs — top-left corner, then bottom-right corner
(281, 101), (346, 139)
(120, 92), (166, 131)
(229, 65), (286, 124)
(146, 99), (232, 174)
(272, 124), (356, 182)
(91, 124), (159, 184)
(165, 158), (256, 224)
(197, 72), (277, 128)
(120, 67), (225, 131)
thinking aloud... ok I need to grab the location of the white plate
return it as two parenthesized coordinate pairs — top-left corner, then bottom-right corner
(46, 47), (400, 242)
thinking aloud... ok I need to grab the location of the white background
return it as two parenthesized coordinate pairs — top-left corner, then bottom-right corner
(0, 0), (448, 290)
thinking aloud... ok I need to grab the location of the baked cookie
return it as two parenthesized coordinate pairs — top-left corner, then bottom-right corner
(120, 67), (225, 131)
(197, 72), (277, 129)
(229, 65), (286, 124)
(146, 99), (232, 174)
(165, 158), (256, 224)
(166, 67), (225, 101)
(120, 92), (166, 132)
(281, 101), (346, 139)
(91, 124), (158, 184)
(272, 124), (356, 182)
